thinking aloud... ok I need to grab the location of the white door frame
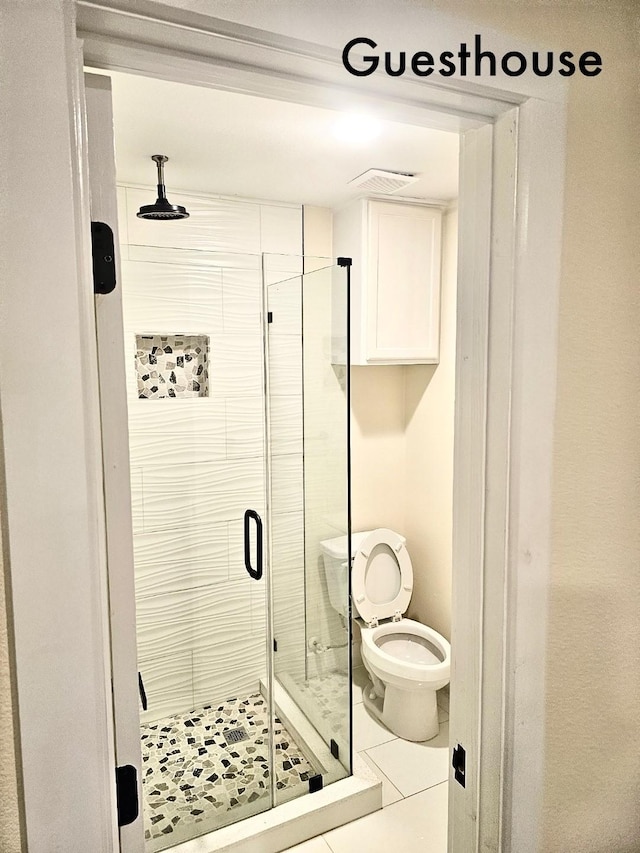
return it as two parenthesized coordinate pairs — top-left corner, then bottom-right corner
(0, 2), (565, 851)
(84, 71), (145, 853)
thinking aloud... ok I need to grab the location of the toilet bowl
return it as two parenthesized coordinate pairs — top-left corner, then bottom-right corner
(320, 528), (450, 742)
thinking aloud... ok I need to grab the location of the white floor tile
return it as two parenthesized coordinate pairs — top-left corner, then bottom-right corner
(365, 723), (450, 797)
(322, 782), (448, 853)
(358, 750), (403, 807)
(283, 835), (333, 852)
(351, 666), (369, 706)
(352, 702), (396, 751)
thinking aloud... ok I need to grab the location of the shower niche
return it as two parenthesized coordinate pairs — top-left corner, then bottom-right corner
(135, 333), (209, 399)
(118, 190), (352, 852)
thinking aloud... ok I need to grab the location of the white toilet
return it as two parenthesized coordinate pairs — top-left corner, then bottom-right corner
(320, 528), (450, 742)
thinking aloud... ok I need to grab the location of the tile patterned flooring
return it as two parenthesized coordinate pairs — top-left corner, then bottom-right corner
(141, 693), (314, 845)
(283, 666), (450, 853)
(139, 671), (449, 852)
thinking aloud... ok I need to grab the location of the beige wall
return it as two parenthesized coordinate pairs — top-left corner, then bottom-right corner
(445, 5), (640, 850)
(413, 2), (639, 849)
(404, 209), (457, 641)
(350, 365), (407, 534)
(350, 210), (458, 643)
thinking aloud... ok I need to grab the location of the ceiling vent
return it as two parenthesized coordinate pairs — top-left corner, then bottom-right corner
(347, 169), (419, 195)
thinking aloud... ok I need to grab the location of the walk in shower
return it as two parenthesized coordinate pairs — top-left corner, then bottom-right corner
(118, 197), (351, 851)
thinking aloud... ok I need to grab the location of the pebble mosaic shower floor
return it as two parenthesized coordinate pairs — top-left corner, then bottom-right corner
(140, 692), (315, 845)
(290, 671), (350, 740)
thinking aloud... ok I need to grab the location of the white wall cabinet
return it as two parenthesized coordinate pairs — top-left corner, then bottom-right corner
(333, 198), (443, 365)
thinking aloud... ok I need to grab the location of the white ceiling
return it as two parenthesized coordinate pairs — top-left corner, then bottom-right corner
(106, 71), (459, 208)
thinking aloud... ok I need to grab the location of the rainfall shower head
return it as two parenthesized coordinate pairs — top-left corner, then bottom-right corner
(136, 155), (189, 220)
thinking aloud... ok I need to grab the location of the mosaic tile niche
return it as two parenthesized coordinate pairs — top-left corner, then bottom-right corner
(136, 334), (209, 399)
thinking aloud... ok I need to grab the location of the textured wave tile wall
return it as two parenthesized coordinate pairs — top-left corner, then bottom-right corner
(270, 454), (303, 515)
(140, 458), (265, 533)
(269, 396), (303, 457)
(121, 260), (223, 335)
(120, 185), (304, 718)
(210, 333), (263, 399)
(267, 336), (303, 397)
(266, 276), (302, 332)
(139, 649), (195, 724)
(133, 522), (230, 597)
(128, 401), (226, 465)
(221, 268), (261, 333)
(226, 397), (266, 459)
(136, 579), (264, 660)
(126, 189), (262, 254)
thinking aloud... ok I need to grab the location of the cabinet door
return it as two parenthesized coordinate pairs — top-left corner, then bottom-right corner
(366, 201), (442, 363)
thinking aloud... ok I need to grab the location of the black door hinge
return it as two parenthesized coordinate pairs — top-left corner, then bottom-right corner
(273, 638), (278, 652)
(452, 743), (466, 788)
(267, 311), (273, 323)
(115, 765), (139, 826)
(91, 221), (117, 294)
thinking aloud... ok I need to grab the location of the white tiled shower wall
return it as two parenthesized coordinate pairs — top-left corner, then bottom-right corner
(118, 185), (306, 722)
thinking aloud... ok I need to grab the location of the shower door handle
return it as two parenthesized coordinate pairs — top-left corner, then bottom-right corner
(243, 509), (263, 581)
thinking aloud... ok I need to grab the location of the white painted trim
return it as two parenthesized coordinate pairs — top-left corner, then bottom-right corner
(77, 2), (529, 131)
(448, 119), (494, 853)
(0, 2), (117, 850)
(74, 54), (122, 853)
(501, 94), (565, 853)
(0, 3), (567, 852)
(84, 73), (145, 852)
(365, 194), (451, 209)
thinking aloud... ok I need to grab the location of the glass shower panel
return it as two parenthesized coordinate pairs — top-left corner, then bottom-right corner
(266, 260), (351, 802)
(118, 242), (351, 850)
(121, 246), (275, 851)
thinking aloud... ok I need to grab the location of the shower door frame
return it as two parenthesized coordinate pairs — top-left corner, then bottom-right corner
(1, 3), (565, 852)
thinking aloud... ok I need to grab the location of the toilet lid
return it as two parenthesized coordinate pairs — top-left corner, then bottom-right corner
(351, 528), (413, 624)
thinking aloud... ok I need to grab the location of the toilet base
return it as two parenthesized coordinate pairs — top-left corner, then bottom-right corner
(363, 678), (440, 742)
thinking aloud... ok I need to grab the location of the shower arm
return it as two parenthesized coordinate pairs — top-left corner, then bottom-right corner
(152, 154), (169, 201)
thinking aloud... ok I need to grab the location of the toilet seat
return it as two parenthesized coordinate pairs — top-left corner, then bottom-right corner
(351, 528), (413, 626)
(361, 618), (450, 686)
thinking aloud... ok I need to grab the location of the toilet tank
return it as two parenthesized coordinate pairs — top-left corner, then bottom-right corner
(319, 530), (373, 619)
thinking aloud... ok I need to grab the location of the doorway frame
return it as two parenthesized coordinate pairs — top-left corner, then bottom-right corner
(1, 2), (566, 852)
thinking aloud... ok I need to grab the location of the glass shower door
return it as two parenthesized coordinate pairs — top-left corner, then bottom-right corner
(118, 244), (350, 852)
(265, 259), (352, 805)
(121, 247), (276, 851)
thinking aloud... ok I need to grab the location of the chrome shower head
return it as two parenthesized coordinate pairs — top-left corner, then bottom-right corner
(136, 155), (189, 221)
